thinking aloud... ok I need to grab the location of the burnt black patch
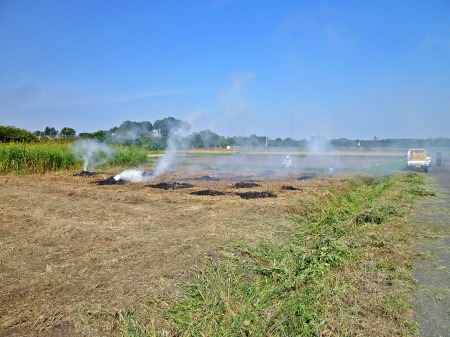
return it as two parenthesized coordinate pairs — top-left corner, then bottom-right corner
(74, 170), (101, 177)
(233, 182), (261, 188)
(282, 185), (302, 191)
(297, 174), (317, 181)
(173, 182), (194, 189)
(194, 175), (220, 181)
(149, 182), (194, 190)
(142, 170), (154, 177)
(237, 191), (277, 199)
(190, 189), (225, 196)
(96, 176), (126, 185)
(148, 182), (173, 190)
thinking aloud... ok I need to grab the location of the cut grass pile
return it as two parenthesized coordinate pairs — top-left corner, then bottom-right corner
(125, 173), (426, 336)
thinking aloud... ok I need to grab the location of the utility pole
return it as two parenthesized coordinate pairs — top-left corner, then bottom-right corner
(289, 114), (293, 148)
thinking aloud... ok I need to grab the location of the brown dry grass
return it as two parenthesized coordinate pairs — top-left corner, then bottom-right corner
(0, 168), (334, 336)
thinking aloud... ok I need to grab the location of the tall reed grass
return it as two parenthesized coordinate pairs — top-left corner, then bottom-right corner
(0, 142), (77, 174)
(111, 145), (149, 167)
(0, 142), (151, 174)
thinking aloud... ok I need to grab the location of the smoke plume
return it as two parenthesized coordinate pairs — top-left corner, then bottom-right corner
(113, 127), (191, 182)
(70, 139), (114, 171)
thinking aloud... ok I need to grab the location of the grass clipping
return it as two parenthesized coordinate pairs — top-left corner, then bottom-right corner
(123, 173), (425, 336)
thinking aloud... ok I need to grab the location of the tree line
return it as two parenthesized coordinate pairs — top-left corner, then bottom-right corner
(1, 119), (450, 150)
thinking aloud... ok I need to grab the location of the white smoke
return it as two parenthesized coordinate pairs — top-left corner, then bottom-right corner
(70, 139), (114, 171)
(113, 168), (146, 182)
(151, 131), (187, 179)
(113, 128), (191, 182)
(213, 71), (255, 136)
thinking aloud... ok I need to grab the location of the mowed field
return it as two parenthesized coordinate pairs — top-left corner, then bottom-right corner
(0, 151), (406, 336)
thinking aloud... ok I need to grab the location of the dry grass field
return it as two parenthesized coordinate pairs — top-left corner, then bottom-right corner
(0, 151), (408, 336)
(0, 167), (327, 336)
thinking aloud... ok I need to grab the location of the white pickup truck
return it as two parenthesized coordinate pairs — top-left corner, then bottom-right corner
(407, 149), (431, 172)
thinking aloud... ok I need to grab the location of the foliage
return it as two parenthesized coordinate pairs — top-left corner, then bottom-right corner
(44, 126), (59, 137)
(109, 121), (153, 145)
(0, 142), (77, 173)
(60, 127), (76, 137)
(0, 125), (38, 143)
(138, 174), (422, 336)
(153, 117), (191, 137)
(8, 118), (450, 151)
(0, 142), (152, 174)
(111, 145), (149, 167)
(80, 130), (108, 141)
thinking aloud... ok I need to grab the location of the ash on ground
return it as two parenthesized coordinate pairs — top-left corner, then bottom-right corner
(190, 190), (225, 196)
(148, 182), (194, 190)
(282, 185), (302, 191)
(74, 171), (102, 177)
(298, 174), (317, 181)
(233, 182), (261, 188)
(96, 176), (127, 185)
(237, 191), (277, 199)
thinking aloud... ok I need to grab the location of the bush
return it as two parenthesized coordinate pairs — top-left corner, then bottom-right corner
(0, 125), (37, 143)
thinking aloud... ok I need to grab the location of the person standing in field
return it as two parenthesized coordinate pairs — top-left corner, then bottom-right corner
(436, 151), (442, 166)
(283, 155), (292, 169)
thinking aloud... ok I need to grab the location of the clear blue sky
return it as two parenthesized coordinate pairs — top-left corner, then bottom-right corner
(1, 0), (449, 140)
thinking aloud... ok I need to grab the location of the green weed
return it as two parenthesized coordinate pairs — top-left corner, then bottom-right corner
(135, 174), (423, 336)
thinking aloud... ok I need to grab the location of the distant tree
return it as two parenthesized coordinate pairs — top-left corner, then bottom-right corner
(150, 135), (167, 151)
(153, 117), (191, 137)
(90, 130), (107, 141)
(0, 125), (37, 143)
(190, 133), (204, 148)
(44, 126), (58, 138)
(197, 130), (222, 148)
(108, 120), (153, 145)
(330, 138), (354, 148)
(60, 127), (76, 138)
(33, 130), (44, 138)
(115, 121), (153, 136)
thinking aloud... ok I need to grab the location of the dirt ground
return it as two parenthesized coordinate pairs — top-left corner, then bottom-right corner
(413, 161), (450, 336)
(0, 165), (337, 336)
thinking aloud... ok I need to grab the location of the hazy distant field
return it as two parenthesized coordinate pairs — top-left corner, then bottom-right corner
(175, 148), (406, 176)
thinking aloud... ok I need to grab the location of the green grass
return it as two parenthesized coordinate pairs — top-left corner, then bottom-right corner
(0, 142), (77, 174)
(111, 145), (151, 167)
(126, 173), (427, 336)
(0, 142), (153, 174)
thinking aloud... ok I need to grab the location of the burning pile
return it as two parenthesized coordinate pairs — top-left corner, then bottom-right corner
(96, 176), (127, 185)
(73, 171), (101, 177)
